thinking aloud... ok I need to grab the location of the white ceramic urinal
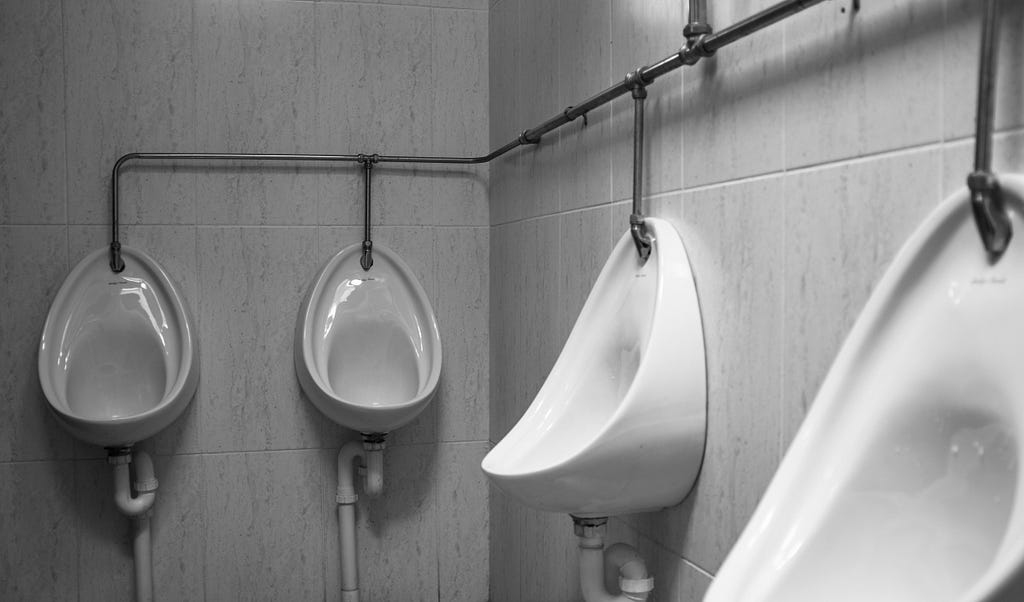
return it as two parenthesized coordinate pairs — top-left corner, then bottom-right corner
(707, 177), (1024, 602)
(38, 246), (199, 448)
(294, 243), (441, 435)
(482, 217), (706, 518)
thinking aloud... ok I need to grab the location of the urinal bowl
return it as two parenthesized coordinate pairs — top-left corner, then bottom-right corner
(707, 177), (1024, 602)
(482, 218), (707, 518)
(294, 243), (442, 435)
(38, 246), (199, 448)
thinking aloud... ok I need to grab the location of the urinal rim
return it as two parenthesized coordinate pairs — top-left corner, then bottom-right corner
(708, 177), (1024, 602)
(37, 245), (200, 439)
(483, 217), (707, 497)
(295, 241), (443, 421)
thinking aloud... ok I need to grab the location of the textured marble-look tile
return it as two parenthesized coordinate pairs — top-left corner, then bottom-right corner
(611, 0), (684, 199)
(488, 155), (518, 226)
(0, 461), (77, 601)
(195, 0), (318, 226)
(785, 0), (944, 169)
(67, 224), (201, 457)
(76, 459), (134, 602)
(433, 8), (488, 157)
(557, 0), (613, 212)
(205, 451), (324, 601)
(151, 453), (206, 601)
(317, 226), (439, 445)
(354, 0), (488, 10)
(943, 0), (1024, 139)
(434, 165), (490, 227)
(488, 484), (523, 602)
(941, 131), (1024, 199)
(489, 0), (519, 147)
(782, 149), (943, 446)
(322, 444), (438, 602)
(317, 3), (434, 226)
(64, 0), (195, 225)
(681, 0), (782, 188)
(0, 0), (65, 225)
(625, 180), (785, 572)
(558, 206), (612, 342)
(521, 217), (562, 418)
(516, 0), (559, 129)
(436, 227), (489, 442)
(197, 227), (322, 452)
(0, 226), (74, 462)
(519, 509), (578, 602)
(436, 442), (490, 602)
(488, 222), (516, 441)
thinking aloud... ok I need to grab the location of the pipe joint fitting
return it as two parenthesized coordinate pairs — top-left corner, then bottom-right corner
(680, 35), (715, 66)
(518, 130), (540, 145)
(968, 171), (1013, 256)
(624, 69), (652, 90)
(683, 22), (712, 39)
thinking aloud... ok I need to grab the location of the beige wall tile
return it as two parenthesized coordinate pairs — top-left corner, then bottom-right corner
(197, 226), (322, 452)
(195, 0), (318, 226)
(64, 0), (195, 226)
(0, 0), (65, 225)
(0, 461), (77, 601)
(785, 0), (944, 169)
(0, 226), (74, 462)
(205, 451), (324, 601)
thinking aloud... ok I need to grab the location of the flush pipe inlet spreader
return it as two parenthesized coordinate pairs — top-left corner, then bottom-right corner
(574, 517), (654, 602)
(108, 448), (158, 602)
(336, 435), (386, 602)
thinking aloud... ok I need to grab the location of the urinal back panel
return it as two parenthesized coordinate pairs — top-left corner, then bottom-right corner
(708, 178), (1024, 602)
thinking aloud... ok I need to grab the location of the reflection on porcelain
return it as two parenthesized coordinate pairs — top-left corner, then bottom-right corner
(707, 176), (1024, 602)
(482, 218), (706, 517)
(294, 243), (441, 434)
(38, 246), (199, 448)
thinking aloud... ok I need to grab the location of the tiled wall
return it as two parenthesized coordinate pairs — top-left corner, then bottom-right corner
(0, 0), (489, 600)
(488, 0), (1024, 600)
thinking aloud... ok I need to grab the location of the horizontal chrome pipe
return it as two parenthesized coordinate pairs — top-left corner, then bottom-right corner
(108, 0), (831, 271)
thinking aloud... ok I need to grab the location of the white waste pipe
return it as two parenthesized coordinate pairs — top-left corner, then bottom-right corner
(336, 439), (385, 602)
(109, 449), (158, 602)
(578, 533), (654, 602)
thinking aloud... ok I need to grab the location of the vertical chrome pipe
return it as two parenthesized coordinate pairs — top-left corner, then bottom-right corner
(968, 0), (1011, 256)
(360, 156), (376, 271)
(109, 156), (130, 273)
(630, 85), (652, 263)
(685, 0), (712, 41)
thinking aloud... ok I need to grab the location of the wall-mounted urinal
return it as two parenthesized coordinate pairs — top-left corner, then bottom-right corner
(707, 177), (1024, 602)
(38, 246), (199, 449)
(295, 241), (441, 601)
(294, 242), (442, 436)
(482, 217), (706, 518)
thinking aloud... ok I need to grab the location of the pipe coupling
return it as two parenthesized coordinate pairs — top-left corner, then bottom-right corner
(967, 171), (1013, 256)
(360, 240), (373, 271)
(680, 35), (715, 66)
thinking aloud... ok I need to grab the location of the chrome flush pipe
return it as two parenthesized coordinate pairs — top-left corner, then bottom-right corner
(684, 0), (712, 43)
(628, 76), (653, 264)
(968, 0), (1011, 257)
(358, 154), (378, 271)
